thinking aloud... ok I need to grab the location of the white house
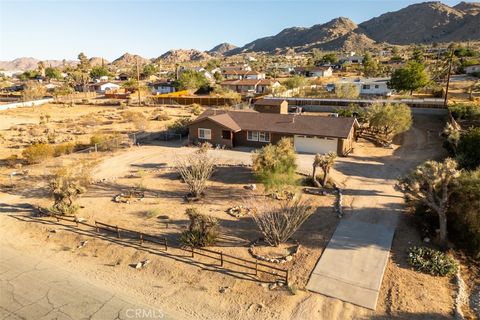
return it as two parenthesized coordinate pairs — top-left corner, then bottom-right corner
(465, 65), (480, 75)
(93, 82), (120, 94)
(149, 80), (176, 94)
(295, 66), (333, 78)
(336, 78), (392, 96)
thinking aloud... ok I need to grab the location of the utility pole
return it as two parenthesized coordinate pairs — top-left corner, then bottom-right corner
(443, 49), (454, 108)
(136, 57), (141, 106)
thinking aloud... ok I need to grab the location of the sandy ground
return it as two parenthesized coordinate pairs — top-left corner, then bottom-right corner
(0, 105), (463, 319)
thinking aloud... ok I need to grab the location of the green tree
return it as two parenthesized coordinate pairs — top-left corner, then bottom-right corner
(411, 46), (425, 63)
(18, 70), (40, 81)
(456, 127), (480, 170)
(399, 159), (460, 247)
(319, 53), (338, 65)
(335, 83), (360, 99)
(45, 67), (62, 80)
(362, 53), (380, 77)
(90, 65), (110, 79)
(252, 138), (297, 191)
(284, 75), (307, 90)
(174, 70), (209, 91)
(388, 61), (430, 95)
(367, 103), (412, 142)
(141, 64), (158, 78)
(77, 52), (90, 71)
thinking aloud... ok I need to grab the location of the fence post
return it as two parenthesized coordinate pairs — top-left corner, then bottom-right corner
(94, 144), (98, 153)
(164, 238), (168, 251)
(191, 247), (194, 258)
(116, 226), (120, 238)
(285, 270), (289, 285)
(220, 252), (223, 267)
(95, 221), (99, 233)
(255, 259), (258, 276)
(139, 233), (143, 246)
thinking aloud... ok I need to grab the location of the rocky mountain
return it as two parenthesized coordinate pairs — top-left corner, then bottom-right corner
(208, 43), (238, 55)
(88, 57), (110, 67)
(358, 1), (479, 44)
(111, 53), (150, 68)
(157, 49), (212, 63)
(0, 57), (77, 71)
(231, 1), (480, 54)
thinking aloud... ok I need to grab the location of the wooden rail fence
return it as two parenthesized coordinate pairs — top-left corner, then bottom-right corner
(36, 207), (288, 283)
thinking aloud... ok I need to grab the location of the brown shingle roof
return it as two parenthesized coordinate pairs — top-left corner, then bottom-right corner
(192, 110), (356, 139)
(221, 79), (277, 86)
(254, 98), (287, 106)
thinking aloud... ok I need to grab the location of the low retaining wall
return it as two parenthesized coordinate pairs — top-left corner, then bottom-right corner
(0, 98), (54, 110)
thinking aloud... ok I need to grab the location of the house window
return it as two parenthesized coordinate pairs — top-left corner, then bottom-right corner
(248, 131), (270, 142)
(247, 131), (259, 141)
(259, 132), (270, 142)
(374, 85), (379, 89)
(362, 85), (370, 90)
(198, 128), (211, 140)
(222, 130), (231, 140)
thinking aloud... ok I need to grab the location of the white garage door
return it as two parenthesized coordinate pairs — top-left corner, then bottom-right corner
(294, 135), (338, 154)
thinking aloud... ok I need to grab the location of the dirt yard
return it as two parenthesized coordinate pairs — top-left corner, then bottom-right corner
(0, 105), (471, 319)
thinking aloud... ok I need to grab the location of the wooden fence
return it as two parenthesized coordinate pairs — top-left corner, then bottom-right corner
(36, 207), (288, 283)
(152, 95), (240, 106)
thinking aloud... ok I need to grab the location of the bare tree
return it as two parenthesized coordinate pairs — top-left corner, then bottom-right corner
(247, 196), (315, 247)
(398, 158), (460, 247)
(176, 152), (215, 198)
(312, 152), (337, 187)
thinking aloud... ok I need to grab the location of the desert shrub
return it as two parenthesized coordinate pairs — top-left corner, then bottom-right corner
(152, 112), (171, 121)
(22, 143), (54, 164)
(252, 138), (298, 191)
(90, 133), (121, 151)
(4, 154), (19, 168)
(49, 162), (91, 215)
(53, 142), (76, 157)
(407, 246), (457, 276)
(248, 197), (315, 247)
(179, 208), (219, 247)
(190, 103), (203, 116)
(456, 127), (480, 170)
(122, 111), (149, 131)
(448, 170), (480, 257)
(449, 103), (480, 120)
(168, 117), (193, 136)
(145, 208), (161, 219)
(196, 142), (212, 154)
(176, 152), (215, 198)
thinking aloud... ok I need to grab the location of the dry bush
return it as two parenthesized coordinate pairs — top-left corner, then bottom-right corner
(22, 143), (54, 164)
(4, 154), (19, 168)
(49, 162), (92, 215)
(247, 196), (315, 247)
(179, 208), (219, 247)
(122, 111), (149, 131)
(90, 133), (122, 151)
(190, 103), (203, 116)
(176, 152), (215, 198)
(54, 142), (76, 157)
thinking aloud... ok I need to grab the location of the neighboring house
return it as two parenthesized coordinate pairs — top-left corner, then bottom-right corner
(254, 98), (289, 114)
(99, 75), (109, 82)
(295, 66), (333, 78)
(465, 65), (480, 74)
(90, 82), (121, 93)
(221, 64), (252, 73)
(222, 70), (266, 80)
(0, 70), (22, 78)
(221, 79), (281, 94)
(336, 78), (392, 96)
(345, 55), (364, 64)
(118, 73), (130, 81)
(188, 110), (358, 155)
(149, 80), (176, 94)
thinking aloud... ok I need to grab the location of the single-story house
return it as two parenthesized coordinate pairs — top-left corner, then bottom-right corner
(465, 65), (480, 75)
(222, 70), (266, 80)
(117, 73), (130, 81)
(149, 80), (176, 94)
(336, 78), (392, 96)
(253, 98), (288, 114)
(188, 110), (358, 155)
(221, 79), (281, 94)
(90, 82), (121, 94)
(295, 66), (333, 78)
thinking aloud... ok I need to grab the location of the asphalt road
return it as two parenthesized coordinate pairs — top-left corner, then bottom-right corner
(0, 245), (170, 320)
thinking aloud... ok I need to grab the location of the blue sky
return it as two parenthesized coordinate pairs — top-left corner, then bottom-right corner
(0, 0), (460, 61)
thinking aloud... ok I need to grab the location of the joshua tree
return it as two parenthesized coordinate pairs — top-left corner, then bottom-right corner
(398, 158), (460, 247)
(312, 152), (337, 187)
